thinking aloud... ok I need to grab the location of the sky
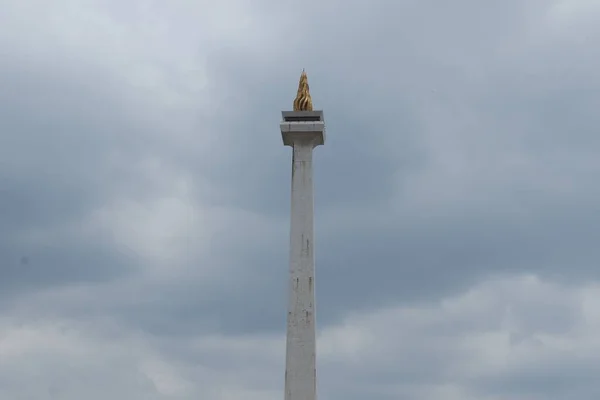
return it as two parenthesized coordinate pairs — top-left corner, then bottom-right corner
(1, 0), (600, 399)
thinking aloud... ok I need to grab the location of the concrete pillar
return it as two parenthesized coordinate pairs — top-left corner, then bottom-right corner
(280, 110), (325, 400)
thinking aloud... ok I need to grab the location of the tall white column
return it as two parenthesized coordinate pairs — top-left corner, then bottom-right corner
(286, 140), (316, 400)
(281, 110), (325, 400)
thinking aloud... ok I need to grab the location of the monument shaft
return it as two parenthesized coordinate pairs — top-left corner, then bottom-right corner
(285, 141), (317, 400)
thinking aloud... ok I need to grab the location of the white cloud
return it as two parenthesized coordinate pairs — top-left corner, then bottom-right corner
(0, 318), (161, 399)
(4, 274), (600, 399)
(86, 157), (207, 272)
(316, 274), (600, 398)
(546, 0), (600, 29)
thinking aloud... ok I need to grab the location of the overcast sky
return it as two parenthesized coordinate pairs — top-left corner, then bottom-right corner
(1, 0), (600, 399)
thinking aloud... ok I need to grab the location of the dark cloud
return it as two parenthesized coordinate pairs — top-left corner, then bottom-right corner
(0, 62), (144, 295)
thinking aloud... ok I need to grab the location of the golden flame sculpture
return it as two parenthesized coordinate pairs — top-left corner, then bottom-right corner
(293, 69), (313, 111)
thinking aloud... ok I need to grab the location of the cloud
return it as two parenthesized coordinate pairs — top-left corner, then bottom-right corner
(4, 275), (600, 399)
(1, 0), (600, 398)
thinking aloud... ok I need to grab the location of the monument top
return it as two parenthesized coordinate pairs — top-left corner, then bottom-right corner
(293, 69), (313, 112)
(281, 69), (325, 147)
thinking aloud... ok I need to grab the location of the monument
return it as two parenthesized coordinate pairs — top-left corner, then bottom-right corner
(280, 70), (325, 400)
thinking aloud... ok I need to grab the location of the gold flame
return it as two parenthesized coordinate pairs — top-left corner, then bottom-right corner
(293, 69), (313, 111)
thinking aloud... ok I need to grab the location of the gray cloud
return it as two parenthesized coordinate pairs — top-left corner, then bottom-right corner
(1, 0), (600, 398)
